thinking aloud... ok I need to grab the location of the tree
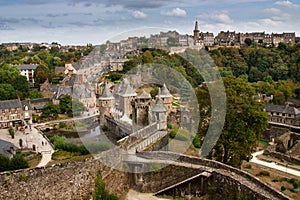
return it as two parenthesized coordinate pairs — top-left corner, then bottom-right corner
(122, 59), (137, 73)
(72, 99), (86, 116)
(0, 154), (10, 172)
(19, 139), (23, 148)
(141, 50), (154, 64)
(13, 76), (30, 100)
(0, 84), (17, 100)
(244, 38), (252, 46)
(29, 89), (44, 99)
(33, 64), (51, 87)
(8, 127), (15, 139)
(9, 153), (29, 170)
(0, 65), (20, 84)
(212, 77), (268, 167)
(59, 95), (73, 115)
(32, 44), (40, 52)
(41, 103), (60, 119)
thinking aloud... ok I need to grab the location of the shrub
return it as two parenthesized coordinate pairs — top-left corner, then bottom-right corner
(258, 170), (270, 176)
(281, 186), (286, 191)
(192, 134), (201, 148)
(169, 128), (178, 139)
(9, 153), (29, 170)
(290, 188), (298, 193)
(93, 171), (118, 200)
(244, 164), (252, 169)
(59, 122), (67, 129)
(19, 139), (23, 148)
(8, 127), (14, 139)
(293, 181), (299, 189)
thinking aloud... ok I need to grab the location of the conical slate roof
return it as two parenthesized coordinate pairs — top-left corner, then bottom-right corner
(160, 83), (173, 98)
(137, 89), (151, 99)
(119, 83), (137, 97)
(99, 83), (114, 100)
(152, 88), (167, 113)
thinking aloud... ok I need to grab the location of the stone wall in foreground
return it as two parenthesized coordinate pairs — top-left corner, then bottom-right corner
(0, 159), (129, 200)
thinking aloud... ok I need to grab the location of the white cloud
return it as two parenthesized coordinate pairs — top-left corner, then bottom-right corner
(259, 18), (282, 26)
(275, 0), (300, 8)
(264, 8), (281, 15)
(132, 10), (147, 19)
(198, 11), (233, 24)
(160, 8), (187, 17)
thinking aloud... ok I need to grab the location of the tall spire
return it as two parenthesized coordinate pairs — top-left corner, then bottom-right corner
(194, 19), (199, 31)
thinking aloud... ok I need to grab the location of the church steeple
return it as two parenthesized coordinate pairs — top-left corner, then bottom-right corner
(193, 19), (200, 45)
(194, 19), (199, 31)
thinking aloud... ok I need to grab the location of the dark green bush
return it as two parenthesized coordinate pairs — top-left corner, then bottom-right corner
(258, 170), (270, 176)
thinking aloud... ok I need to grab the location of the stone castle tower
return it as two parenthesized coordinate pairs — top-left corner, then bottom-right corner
(118, 80), (137, 119)
(157, 83), (173, 115)
(132, 89), (152, 128)
(150, 89), (167, 130)
(98, 83), (114, 126)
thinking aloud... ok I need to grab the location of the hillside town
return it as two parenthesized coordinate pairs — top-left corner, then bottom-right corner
(0, 20), (300, 200)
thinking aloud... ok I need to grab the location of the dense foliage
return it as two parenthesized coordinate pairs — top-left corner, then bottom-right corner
(210, 43), (300, 82)
(0, 65), (29, 100)
(0, 44), (93, 90)
(41, 95), (86, 119)
(50, 135), (111, 155)
(0, 44), (93, 71)
(0, 153), (29, 172)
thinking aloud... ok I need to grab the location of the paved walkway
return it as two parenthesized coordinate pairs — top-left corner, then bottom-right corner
(0, 126), (54, 167)
(250, 151), (300, 177)
(126, 189), (168, 200)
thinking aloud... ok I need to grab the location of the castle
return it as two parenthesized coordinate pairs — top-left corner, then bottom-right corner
(98, 79), (173, 134)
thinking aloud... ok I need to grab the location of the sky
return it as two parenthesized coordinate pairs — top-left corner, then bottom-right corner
(0, 0), (299, 45)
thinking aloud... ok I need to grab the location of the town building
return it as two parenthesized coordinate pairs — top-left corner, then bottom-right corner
(0, 99), (25, 128)
(265, 104), (300, 127)
(16, 64), (38, 86)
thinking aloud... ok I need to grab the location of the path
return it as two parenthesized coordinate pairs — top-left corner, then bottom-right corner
(250, 150), (300, 177)
(126, 189), (168, 200)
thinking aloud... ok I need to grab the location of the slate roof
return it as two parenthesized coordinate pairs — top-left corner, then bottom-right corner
(137, 89), (151, 99)
(119, 84), (137, 97)
(30, 98), (51, 105)
(72, 84), (92, 99)
(160, 83), (173, 98)
(16, 64), (38, 70)
(0, 99), (22, 110)
(53, 86), (72, 99)
(265, 104), (300, 116)
(99, 83), (114, 100)
(152, 89), (167, 113)
(0, 139), (17, 158)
